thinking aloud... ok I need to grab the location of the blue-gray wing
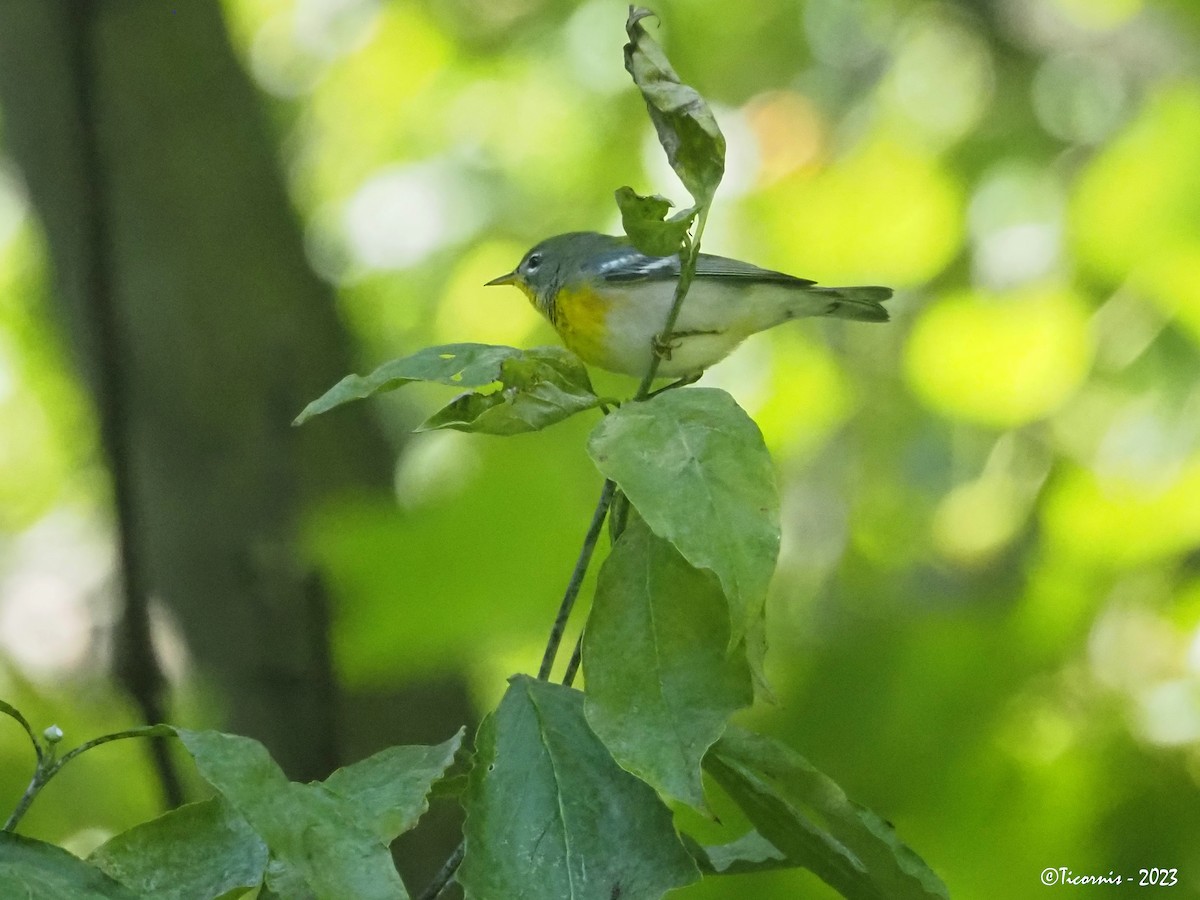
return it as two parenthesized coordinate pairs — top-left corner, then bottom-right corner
(590, 241), (892, 321)
(596, 246), (816, 288)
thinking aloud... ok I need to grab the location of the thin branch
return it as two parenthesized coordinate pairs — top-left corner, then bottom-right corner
(537, 479), (617, 680)
(3, 773), (44, 832)
(562, 635), (584, 688)
(52, 726), (176, 772)
(3, 726), (172, 832)
(414, 478), (616, 899)
(633, 206), (712, 401)
(414, 841), (466, 900)
(0, 702), (44, 768)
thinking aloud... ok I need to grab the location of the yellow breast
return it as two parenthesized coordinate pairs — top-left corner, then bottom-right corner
(545, 285), (612, 368)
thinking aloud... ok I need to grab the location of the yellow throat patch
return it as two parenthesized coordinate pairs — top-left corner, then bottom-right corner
(520, 283), (610, 368)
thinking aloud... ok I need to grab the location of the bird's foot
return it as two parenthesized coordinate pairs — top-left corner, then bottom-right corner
(645, 372), (702, 399)
(651, 333), (681, 360)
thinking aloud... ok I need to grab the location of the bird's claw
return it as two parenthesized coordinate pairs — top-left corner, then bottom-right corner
(652, 333), (682, 360)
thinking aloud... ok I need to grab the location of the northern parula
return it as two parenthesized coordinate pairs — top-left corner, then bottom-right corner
(486, 232), (892, 378)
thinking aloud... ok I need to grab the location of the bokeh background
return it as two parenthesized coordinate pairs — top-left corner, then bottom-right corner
(1, 0), (1199, 896)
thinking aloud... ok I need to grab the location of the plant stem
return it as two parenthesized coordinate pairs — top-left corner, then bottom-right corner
(633, 205), (711, 401)
(52, 727), (173, 772)
(537, 479), (617, 680)
(2, 726), (170, 833)
(3, 774), (44, 832)
(607, 489), (629, 543)
(415, 479), (617, 899)
(562, 636), (584, 687)
(415, 841), (465, 900)
(0, 704), (44, 768)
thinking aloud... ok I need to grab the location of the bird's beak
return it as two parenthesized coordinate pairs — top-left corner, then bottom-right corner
(484, 271), (518, 287)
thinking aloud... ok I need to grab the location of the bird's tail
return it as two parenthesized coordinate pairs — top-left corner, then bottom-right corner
(807, 285), (893, 322)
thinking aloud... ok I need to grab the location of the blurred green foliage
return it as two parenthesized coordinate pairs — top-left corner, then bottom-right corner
(3, 0), (1200, 897)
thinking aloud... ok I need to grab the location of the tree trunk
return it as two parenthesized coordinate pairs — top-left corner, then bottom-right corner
(0, 0), (392, 782)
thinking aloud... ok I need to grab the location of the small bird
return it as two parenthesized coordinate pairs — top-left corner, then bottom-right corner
(486, 232), (892, 378)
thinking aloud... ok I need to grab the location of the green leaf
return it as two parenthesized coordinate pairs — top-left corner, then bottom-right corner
(744, 611), (775, 703)
(459, 676), (700, 900)
(683, 830), (787, 876)
(0, 699), (39, 761)
(614, 186), (697, 257)
(175, 729), (409, 900)
(294, 343), (527, 425)
(704, 726), (950, 900)
(295, 344), (603, 433)
(427, 772), (469, 800)
(427, 744), (473, 800)
(587, 387), (780, 654)
(0, 832), (139, 899)
(90, 798), (267, 899)
(418, 348), (605, 435)
(323, 729), (463, 843)
(624, 7), (725, 206)
(583, 514), (753, 811)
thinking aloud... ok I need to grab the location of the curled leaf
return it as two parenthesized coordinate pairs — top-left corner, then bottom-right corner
(614, 185), (697, 257)
(705, 726), (950, 900)
(624, 6), (725, 206)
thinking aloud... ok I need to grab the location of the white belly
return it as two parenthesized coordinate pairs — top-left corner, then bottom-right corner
(598, 280), (807, 377)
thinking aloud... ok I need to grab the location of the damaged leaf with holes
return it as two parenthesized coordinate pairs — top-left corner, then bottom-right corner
(419, 347), (609, 435)
(294, 343), (603, 435)
(623, 6), (725, 207)
(614, 186), (697, 257)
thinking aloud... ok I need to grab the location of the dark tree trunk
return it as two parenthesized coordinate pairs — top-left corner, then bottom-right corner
(0, 0), (392, 783)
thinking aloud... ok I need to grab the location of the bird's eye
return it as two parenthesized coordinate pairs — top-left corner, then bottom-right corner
(525, 253), (543, 272)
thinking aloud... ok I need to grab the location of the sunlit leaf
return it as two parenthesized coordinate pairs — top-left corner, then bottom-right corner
(1071, 86), (1200, 343)
(931, 474), (1027, 564)
(434, 240), (545, 346)
(584, 515), (753, 811)
(418, 348), (605, 435)
(624, 7), (725, 206)
(614, 186), (696, 257)
(904, 286), (1092, 427)
(587, 388), (780, 653)
(705, 726), (949, 900)
(90, 798), (267, 899)
(303, 6), (451, 200)
(746, 136), (962, 286)
(755, 330), (852, 459)
(1041, 457), (1200, 569)
(0, 832), (139, 899)
(458, 676), (699, 900)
